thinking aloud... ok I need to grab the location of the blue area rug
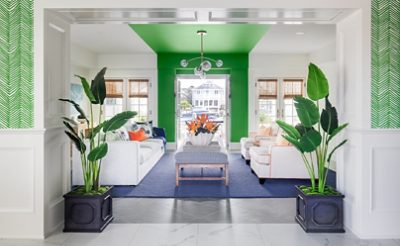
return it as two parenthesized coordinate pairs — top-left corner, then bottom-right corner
(112, 153), (336, 198)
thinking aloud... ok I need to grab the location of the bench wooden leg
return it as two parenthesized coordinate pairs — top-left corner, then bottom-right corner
(176, 164), (180, 186)
(225, 164), (229, 185)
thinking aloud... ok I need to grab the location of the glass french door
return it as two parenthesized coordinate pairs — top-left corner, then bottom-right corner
(175, 75), (230, 148)
(257, 78), (304, 128)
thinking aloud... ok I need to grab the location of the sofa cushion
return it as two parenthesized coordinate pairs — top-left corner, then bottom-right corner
(249, 146), (271, 165)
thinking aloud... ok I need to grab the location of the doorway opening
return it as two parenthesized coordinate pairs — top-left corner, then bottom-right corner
(176, 75), (230, 148)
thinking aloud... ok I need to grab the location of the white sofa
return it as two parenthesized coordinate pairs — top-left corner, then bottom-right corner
(72, 138), (164, 186)
(249, 140), (317, 184)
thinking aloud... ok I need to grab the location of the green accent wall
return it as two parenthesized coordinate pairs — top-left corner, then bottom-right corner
(130, 24), (269, 53)
(0, 0), (34, 128)
(371, 0), (400, 128)
(158, 53), (248, 142)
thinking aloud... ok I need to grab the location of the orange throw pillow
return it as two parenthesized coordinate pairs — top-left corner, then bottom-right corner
(128, 129), (148, 141)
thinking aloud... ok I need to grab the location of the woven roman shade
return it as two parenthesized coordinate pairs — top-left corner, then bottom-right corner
(129, 79), (149, 98)
(258, 79), (278, 99)
(283, 79), (303, 98)
(105, 79), (123, 98)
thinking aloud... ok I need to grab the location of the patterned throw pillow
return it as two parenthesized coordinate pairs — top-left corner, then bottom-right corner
(132, 121), (153, 138)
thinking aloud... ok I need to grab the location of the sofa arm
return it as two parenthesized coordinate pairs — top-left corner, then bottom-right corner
(269, 145), (312, 179)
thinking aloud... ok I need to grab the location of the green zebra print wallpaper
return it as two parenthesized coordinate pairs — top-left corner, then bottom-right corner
(0, 0), (34, 128)
(371, 0), (400, 128)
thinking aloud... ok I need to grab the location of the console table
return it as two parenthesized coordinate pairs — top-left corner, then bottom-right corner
(174, 143), (229, 186)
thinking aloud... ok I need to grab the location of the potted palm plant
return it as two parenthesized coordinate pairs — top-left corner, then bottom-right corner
(60, 67), (136, 232)
(276, 63), (348, 233)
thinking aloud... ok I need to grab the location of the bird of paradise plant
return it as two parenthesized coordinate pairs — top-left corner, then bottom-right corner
(60, 67), (136, 194)
(276, 63), (348, 195)
(186, 113), (220, 135)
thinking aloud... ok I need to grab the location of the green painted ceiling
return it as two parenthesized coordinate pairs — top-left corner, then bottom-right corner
(129, 24), (269, 53)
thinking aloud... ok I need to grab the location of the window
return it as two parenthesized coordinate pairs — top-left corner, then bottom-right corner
(129, 79), (149, 122)
(215, 90), (218, 94)
(257, 79), (278, 127)
(104, 79), (124, 120)
(204, 100), (208, 106)
(283, 79), (303, 125)
(195, 100), (199, 106)
(200, 101), (203, 106)
(257, 78), (304, 128)
(209, 100), (213, 106)
(214, 100), (218, 106)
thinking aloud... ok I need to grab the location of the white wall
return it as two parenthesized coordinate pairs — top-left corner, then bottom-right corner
(248, 53), (309, 132)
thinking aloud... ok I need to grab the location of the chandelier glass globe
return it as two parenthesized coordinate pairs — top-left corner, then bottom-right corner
(201, 60), (212, 71)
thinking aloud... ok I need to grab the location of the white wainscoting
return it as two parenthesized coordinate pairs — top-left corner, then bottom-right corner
(339, 129), (400, 239)
(0, 130), (45, 238)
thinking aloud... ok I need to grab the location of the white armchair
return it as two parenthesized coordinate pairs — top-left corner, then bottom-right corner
(240, 135), (275, 164)
(249, 139), (316, 184)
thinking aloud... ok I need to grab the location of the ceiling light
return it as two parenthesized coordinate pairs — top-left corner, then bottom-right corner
(283, 21), (303, 25)
(296, 31), (305, 35)
(180, 30), (224, 79)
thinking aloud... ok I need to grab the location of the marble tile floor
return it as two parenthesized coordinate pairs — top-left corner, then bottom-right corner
(113, 198), (296, 224)
(0, 224), (399, 246)
(1, 198), (399, 245)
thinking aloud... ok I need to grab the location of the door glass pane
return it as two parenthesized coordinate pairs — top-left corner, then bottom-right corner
(284, 98), (300, 125)
(129, 97), (148, 122)
(104, 98), (123, 120)
(258, 99), (276, 127)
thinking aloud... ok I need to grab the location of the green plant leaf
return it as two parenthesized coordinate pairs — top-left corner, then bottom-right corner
(282, 135), (304, 153)
(75, 75), (96, 103)
(63, 121), (78, 137)
(59, 99), (88, 122)
(299, 128), (322, 152)
(294, 96), (320, 127)
(327, 139), (347, 162)
(89, 122), (104, 139)
(91, 67), (107, 105)
(102, 111), (137, 132)
(295, 123), (312, 137)
(64, 130), (86, 153)
(307, 63), (329, 101)
(61, 117), (77, 126)
(321, 97), (338, 134)
(88, 143), (108, 161)
(276, 120), (301, 139)
(328, 123), (349, 142)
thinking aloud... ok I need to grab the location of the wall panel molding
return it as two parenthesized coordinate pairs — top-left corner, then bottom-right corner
(0, 0), (34, 128)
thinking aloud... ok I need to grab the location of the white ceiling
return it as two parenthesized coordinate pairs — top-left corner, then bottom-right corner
(71, 23), (336, 55)
(252, 24), (336, 54)
(71, 24), (153, 54)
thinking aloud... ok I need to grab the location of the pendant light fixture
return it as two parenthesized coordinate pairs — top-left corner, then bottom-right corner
(180, 30), (223, 79)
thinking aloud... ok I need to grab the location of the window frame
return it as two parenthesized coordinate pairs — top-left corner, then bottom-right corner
(103, 77), (152, 121)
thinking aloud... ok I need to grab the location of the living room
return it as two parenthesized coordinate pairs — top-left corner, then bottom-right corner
(0, 1), (400, 245)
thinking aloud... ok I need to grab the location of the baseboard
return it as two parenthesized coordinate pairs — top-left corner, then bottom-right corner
(166, 142), (177, 151)
(228, 142), (240, 151)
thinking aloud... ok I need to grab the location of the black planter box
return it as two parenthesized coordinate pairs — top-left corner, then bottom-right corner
(295, 185), (345, 233)
(63, 186), (114, 233)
